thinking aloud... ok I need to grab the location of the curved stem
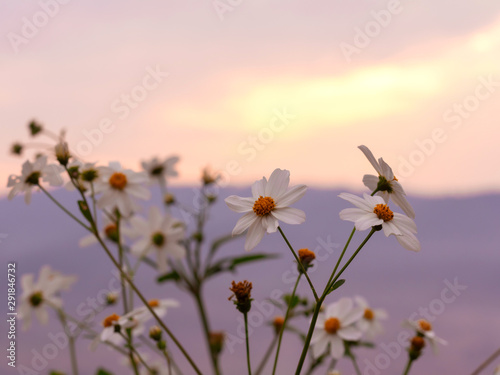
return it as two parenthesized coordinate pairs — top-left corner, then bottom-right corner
(403, 358), (413, 375)
(193, 288), (221, 375)
(278, 227), (319, 302)
(38, 184), (91, 231)
(94, 233), (203, 374)
(470, 348), (500, 375)
(56, 309), (79, 375)
(244, 312), (252, 375)
(254, 334), (279, 375)
(272, 274), (301, 375)
(295, 228), (377, 374)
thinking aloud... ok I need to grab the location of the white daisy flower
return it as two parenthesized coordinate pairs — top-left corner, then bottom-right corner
(94, 162), (151, 216)
(100, 308), (151, 343)
(310, 297), (364, 359)
(404, 319), (447, 353)
(7, 155), (64, 204)
(141, 156), (179, 185)
(358, 145), (415, 218)
(338, 193), (420, 252)
(18, 265), (77, 330)
(128, 207), (186, 273)
(354, 296), (388, 340)
(225, 168), (307, 251)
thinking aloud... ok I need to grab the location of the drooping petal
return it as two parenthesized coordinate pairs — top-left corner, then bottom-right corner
(265, 169), (290, 198)
(395, 230), (421, 252)
(362, 174), (379, 192)
(382, 220), (402, 237)
(271, 207), (305, 225)
(391, 190), (416, 219)
(358, 145), (382, 175)
(244, 219), (266, 251)
(329, 335), (345, 359)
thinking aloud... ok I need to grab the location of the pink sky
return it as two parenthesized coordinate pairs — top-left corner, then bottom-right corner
(1, 0), (500, 197)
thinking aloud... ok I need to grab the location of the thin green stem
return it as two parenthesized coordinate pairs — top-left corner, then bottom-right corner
(295, 228), (377, 375)
(244, 312), (252, 375)
(350, 354), (362, 375)
(254, 334), (279, 375)
(161, 348), (173, 375)
(470, 348), (500, 375)
(116, 215), (130, 315)
(193, 288), (221, 375)
(323, 227), (356, 294)
(277, 227), (319, 302)
(93, 233), (203, 374)
(56, 309), (79, 375)
(272, 274), (301, 375)
(403, 358), (413, 375)
(38, 184), (91, 231)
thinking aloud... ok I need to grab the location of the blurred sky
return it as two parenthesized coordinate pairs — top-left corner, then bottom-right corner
(1, 0), (500, 197)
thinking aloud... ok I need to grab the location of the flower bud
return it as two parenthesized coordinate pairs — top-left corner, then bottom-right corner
(228, 280), (253, 314)
(209, 331), (225, 355)
(149, 326), (162, 341)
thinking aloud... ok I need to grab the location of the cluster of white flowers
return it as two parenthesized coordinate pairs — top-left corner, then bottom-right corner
(310, 296), (387, 359)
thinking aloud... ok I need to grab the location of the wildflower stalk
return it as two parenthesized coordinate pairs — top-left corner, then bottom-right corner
(55, 308), (79, 375)
(38, 184), (92, 231)
(402, 358), (413, 375)
(294, 228), (377, 374)
(277, 227), (319, 302)
(244, 311), (252, 375)
(254, 334), (279, 375)
(347, 353), (362, 375)
(193, 288), (221, 375)
(470, 348), (500, 375)
(272, 273), (301, 375)
(93, 233), (203, 374)
(119, 332), (152, 374)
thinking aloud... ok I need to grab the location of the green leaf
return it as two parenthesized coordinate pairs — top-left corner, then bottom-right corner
(157, 270), (181, 283)
(327, 279), (345, 294)
(78, 200), (93, 223)
(205, 253), (278, 279)
(208, 233), (242, 257)
(95, 370), (114, 375)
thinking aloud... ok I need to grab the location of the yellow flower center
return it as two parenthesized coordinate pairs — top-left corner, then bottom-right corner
(373, 204), (394, 222)
(253, 196), (276, 216)
(103, 313), (120, 327)
(364, 308), (374, 321)
(418, 319), (432, 331)
(149, 299), (160, 307)
(109, 172), (128, 190)
(324, 317), (341, 334)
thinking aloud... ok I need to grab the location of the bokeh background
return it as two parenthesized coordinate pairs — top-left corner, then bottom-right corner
(1, 1), (500, 374)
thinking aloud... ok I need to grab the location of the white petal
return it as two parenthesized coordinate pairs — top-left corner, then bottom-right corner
(265, 169), (290, 198)
(167, 242), (186, 259)
(358, 145), (382, 175)
(35, 306), (49, 325)
(393, 213), (417, 233)
(131, 237), (151, 256)
(79, 234), (97, 247)
(251, 178), (266, 198)
(355, 214), (382, 231)
(395, 231), (421, 252)
(341, 308), (364, 326)
(362, 174), (379, 192)
(275, 184), (307, 208)
(391, 188), (415, 219)
(339, 208), (365, 222)
(126, 184), (151, 200)
(378, 158), (394, 179)
(244, 219), (266, 251)
(271, 207), (305, 225)
(225, 196), (254, 213)
(329, 336), (345, 359)
(261, 215), (279, 233)
(338, 326), (363, 341)
(311, 332), (328, 358)
(232, 212), (257, 235)
(338, 193), (374, 211)
(382, 221), (402, 237)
